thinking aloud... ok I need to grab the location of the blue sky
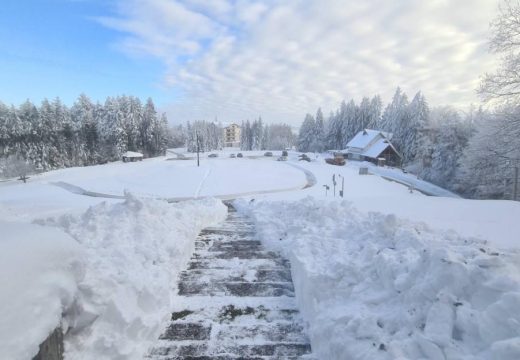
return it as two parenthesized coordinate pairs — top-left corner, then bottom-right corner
(0, 0), (501, 124)
(0, 0), (172, 106)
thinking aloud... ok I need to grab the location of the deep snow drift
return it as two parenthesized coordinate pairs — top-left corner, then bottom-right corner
(237, 197), (520, 360)
(0, 222), (82, 360)
(2, 195), (227, 360)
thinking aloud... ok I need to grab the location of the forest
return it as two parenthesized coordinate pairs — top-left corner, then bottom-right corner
(177, 119), (295, 153)
(297, 88), (518, 200)
(0, 94), (169, 175)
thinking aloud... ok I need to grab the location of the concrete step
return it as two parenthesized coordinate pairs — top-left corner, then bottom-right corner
(186, 257), (291, 271)
(180, 268), (292, 284)
(178, 281), (295, 297)
(148, 205), (311, 359)
(150, 343), (311, 359)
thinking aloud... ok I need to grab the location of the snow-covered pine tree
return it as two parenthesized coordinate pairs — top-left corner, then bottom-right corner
(298, 114), (315, 152)
(380, 87), (409, 154)
(311, 108), (325, 152)
(0, 102), (10, 157)
(71, 94), (98, 165)
(368, 95), (383, 129)
(17, 100), (40, 168)
(141, 98), (157, 156)
(356, 97), (372, 135)
(343, 100), (358, 144)
(405, 92), (430, 164)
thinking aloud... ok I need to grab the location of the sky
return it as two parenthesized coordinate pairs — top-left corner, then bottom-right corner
(0, 0), (500, 125)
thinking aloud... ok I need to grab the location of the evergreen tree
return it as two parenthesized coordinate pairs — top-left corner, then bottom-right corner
(298, 114), (315, 152)
(406, 92), (430, 163)
(312, 108), (325, 152)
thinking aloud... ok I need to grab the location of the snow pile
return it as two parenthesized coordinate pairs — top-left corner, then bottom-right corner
(0, 221), (82, 360)
(238, 197), (520, 360)
(43, 194), (227, 360)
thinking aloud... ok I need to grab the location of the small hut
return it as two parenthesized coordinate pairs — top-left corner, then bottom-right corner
(122, 151), (144, 162)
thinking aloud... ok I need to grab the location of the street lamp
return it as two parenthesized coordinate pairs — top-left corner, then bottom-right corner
(196, 131), (202, 167)
(506, 159), (518, 201)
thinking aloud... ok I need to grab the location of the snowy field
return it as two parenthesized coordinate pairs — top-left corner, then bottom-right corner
(1, 149), (520, 359)
(0, 152), (306, 221)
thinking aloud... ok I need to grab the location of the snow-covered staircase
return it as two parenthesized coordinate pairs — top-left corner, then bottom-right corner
(147, 204), (312, 359)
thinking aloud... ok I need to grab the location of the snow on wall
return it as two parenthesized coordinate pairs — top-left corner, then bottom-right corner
(0, 221), (82, 360)
(237, 197), (520, 360)
(41, 194), (227, 360)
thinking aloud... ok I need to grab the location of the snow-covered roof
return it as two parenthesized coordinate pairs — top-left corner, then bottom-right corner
(346, 129), (392, 149)
(122, 151), (143, 158)
(362, 138), (396, 159)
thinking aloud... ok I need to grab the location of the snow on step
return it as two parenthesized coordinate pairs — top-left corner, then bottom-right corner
(147, 204), (312, 359)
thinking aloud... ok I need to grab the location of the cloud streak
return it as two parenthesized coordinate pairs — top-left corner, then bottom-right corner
(97, 0), (499, 124)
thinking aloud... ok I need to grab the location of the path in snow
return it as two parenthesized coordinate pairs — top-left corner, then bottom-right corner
(195, 166), (213, 198)
(147, 204), (312, 359)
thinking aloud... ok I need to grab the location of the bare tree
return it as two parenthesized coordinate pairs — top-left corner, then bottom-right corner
(480, 1), (520, 104)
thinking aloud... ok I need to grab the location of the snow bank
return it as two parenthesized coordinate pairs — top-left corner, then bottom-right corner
(237, 197), (520, 360)
(42, 194), (227, 360)
(0, 221), (81, 360)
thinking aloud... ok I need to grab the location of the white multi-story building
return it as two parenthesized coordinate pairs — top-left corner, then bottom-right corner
(223, 123), (241, 147)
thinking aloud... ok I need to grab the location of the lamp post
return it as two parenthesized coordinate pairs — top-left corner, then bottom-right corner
(514, 166), (518, 201)
(196, 131), (201, 167)
(506, 159), (518, 201)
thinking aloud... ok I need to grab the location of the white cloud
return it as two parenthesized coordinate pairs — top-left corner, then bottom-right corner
(97, 0), (499, 124)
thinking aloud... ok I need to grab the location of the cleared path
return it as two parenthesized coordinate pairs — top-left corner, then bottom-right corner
(147, 204), (312, 359)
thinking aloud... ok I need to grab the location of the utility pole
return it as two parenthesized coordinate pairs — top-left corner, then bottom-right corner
(514, 166), (518, 201)
(196, 131), (201, 167)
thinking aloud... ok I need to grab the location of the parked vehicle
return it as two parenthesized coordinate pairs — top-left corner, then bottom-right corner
(325, 157), (346, 166)
(298, 154), (311, 162)
(230, 154), (236, 158)
(325, 153), (346, 166)
(282, 150), (288, 157)
(237, 153), (243, 158)
(208, 153), (218, 158)
(264, 152), (273, 157)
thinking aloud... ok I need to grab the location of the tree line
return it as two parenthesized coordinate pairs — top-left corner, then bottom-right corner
(0, 94), (169, 176)
(240, 118), (295, 151)
(297, 88), (518, 200)
(178, 118), (295, 153)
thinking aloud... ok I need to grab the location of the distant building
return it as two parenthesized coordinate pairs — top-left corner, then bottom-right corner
(341, 129), (401, 166)
(122, 151), (143, 162)
(223, 123), (241, 147)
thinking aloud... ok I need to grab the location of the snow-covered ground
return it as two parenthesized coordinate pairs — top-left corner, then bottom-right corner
(1, 221), (81, 360)
(1, 149), (519, 359)
(262, 152), (520, 250)
(0, 151), (305, 359)
(236, 197), (520, 359)
(0, 153), (305, 221)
